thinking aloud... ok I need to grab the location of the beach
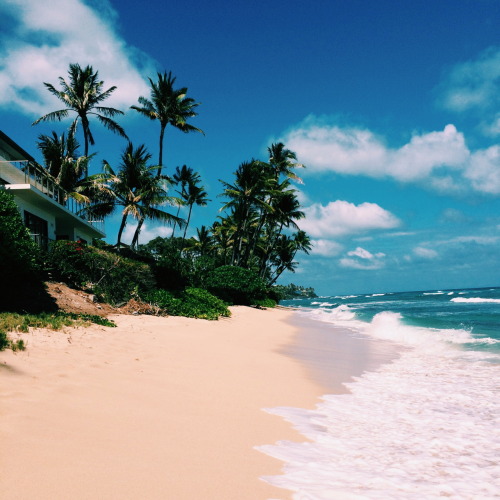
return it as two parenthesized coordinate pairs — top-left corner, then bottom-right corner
(0, 306), (399, 499)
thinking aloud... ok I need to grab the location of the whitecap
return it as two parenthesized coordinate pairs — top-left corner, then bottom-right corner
(451, 297), (500, 304)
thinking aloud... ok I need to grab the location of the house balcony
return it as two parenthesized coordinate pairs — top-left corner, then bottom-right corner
(0, 159), (105, 235)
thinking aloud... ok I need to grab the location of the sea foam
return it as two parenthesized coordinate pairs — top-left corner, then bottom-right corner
(451, 297), (500, 304)
(259, 307), (500, 499)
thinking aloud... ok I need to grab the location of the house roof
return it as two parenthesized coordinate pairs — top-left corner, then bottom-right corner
(0, 130), (37, 162)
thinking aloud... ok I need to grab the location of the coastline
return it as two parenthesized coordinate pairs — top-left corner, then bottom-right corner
(0, 306), (397, 499)
(284, 312), (403, 394)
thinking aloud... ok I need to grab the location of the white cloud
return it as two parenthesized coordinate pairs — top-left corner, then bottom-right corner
(300, 200), (400, 238)
(384, 231), (416, 237)
(449, 235), (499, 245)
(439, 46), (500, 113)
(464, 145), (500, 194)
(293, 188), (310, 205)
(280, 116), (500, 195)
(121, 222), (173, 245)
(413, 246), (438, 259)
(0, 0), (153, 116)
(310, 239), (343, 256)
(281, 119), (468, 182)
(339, 246), (386, 270)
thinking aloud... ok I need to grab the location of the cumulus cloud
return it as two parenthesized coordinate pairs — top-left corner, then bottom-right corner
(0, 0), (153, 116)
(280, 116), (500, 194)
(281, 119), (468, 181)
(300, 200), (400, 238)
(339, 247), (386, 270)
(121, 222), (172, 245)
(439, 46), (500, 113)
(310, 239), (343, 257)
(464, 145), (500, 194)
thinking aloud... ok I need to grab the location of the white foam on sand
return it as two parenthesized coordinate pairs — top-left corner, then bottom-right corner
(259, 310), (500, 499)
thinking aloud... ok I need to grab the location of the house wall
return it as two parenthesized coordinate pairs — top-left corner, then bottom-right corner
(14, 196), (57, 241)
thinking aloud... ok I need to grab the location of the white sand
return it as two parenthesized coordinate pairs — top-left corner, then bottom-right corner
(0, 307), (326, 500)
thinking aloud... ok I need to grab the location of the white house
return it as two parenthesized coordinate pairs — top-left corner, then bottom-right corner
(0, 130), (105, 248)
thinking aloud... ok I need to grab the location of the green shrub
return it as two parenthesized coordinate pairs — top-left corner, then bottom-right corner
(0, 190), (57, 312)
(0, 311), (116, 333)
(0, 312), (115, 351)
(46, 240), (92, 287)
(253, 298), (277, 308)
(0, 330), (9, 351)
(47, 241), (155, 304)
(0, 190), (41, 279)
(144, 287), (230, 320)
(204, 265), (268, 305)
(0, 329), (26, 352)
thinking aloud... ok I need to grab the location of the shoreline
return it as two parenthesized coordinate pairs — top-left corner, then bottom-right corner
(284, 312), (403, 394)
(0, 306), (395, 499)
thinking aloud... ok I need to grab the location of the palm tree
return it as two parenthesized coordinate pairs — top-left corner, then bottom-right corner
(193, 225), (214, 257)
(258, 188), (304, 274)
(130, 71), (204, 177)
(84, 143), (182, 247)
(268, 142), (305, 182)
(181, 180), (209, 241)
(32, 63), (128, 165)
(219, 160), (274, 266)
(37, 131), (89, 193)
(268, 231), (312, 285)
(171, 165), (199, 236)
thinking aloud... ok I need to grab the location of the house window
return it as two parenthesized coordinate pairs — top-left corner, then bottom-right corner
(24, 210), (49, 250)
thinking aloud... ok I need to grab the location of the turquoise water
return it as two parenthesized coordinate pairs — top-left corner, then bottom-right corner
(284, 286), (500, 354)
(259, 287), (500, 499)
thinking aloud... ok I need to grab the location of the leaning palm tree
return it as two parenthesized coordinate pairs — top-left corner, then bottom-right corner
(32, 63), (128, 166)
(130, 71), (204, 177)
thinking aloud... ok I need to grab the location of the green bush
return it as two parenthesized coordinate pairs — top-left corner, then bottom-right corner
(0, 190), (56, 313)
(144, 287), (230, 320)
(204, 265), (268, 305)
(0, 330), (9, 351)
(47, 241), (155, 304)
(0, 311), (116, 333)
(253, 298), (277, 308)
(0, 329), (26, 352)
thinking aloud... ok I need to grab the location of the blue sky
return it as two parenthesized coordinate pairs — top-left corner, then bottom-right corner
(1, 0), (500, 294)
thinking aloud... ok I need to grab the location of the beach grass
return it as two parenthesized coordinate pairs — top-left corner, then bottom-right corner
(0, 311), (116, 351)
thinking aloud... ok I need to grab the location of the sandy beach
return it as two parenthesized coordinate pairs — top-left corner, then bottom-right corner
(0, 307), (325, 500)
(0, 306), (399, 499)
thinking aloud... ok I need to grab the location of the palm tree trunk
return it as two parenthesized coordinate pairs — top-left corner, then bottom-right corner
(157, 125), (165, 178)
(171, 204), (182, 238)
(182, 204), (193, 241)
(116, 213), (128, 248)
(131, 216), (145, 248)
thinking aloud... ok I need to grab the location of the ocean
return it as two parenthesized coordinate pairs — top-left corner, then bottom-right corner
(259, 287), (500, 499)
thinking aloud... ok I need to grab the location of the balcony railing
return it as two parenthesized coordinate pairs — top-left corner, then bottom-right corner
(0, 160), (104, 233)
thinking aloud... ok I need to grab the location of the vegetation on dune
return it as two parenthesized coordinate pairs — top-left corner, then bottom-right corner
(144, 287), (230, 320)
(0, 311), (116, 352)
(0, 190), (57, 313)
(47, 240), (155, 305)
(2, 62), (316, 333)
